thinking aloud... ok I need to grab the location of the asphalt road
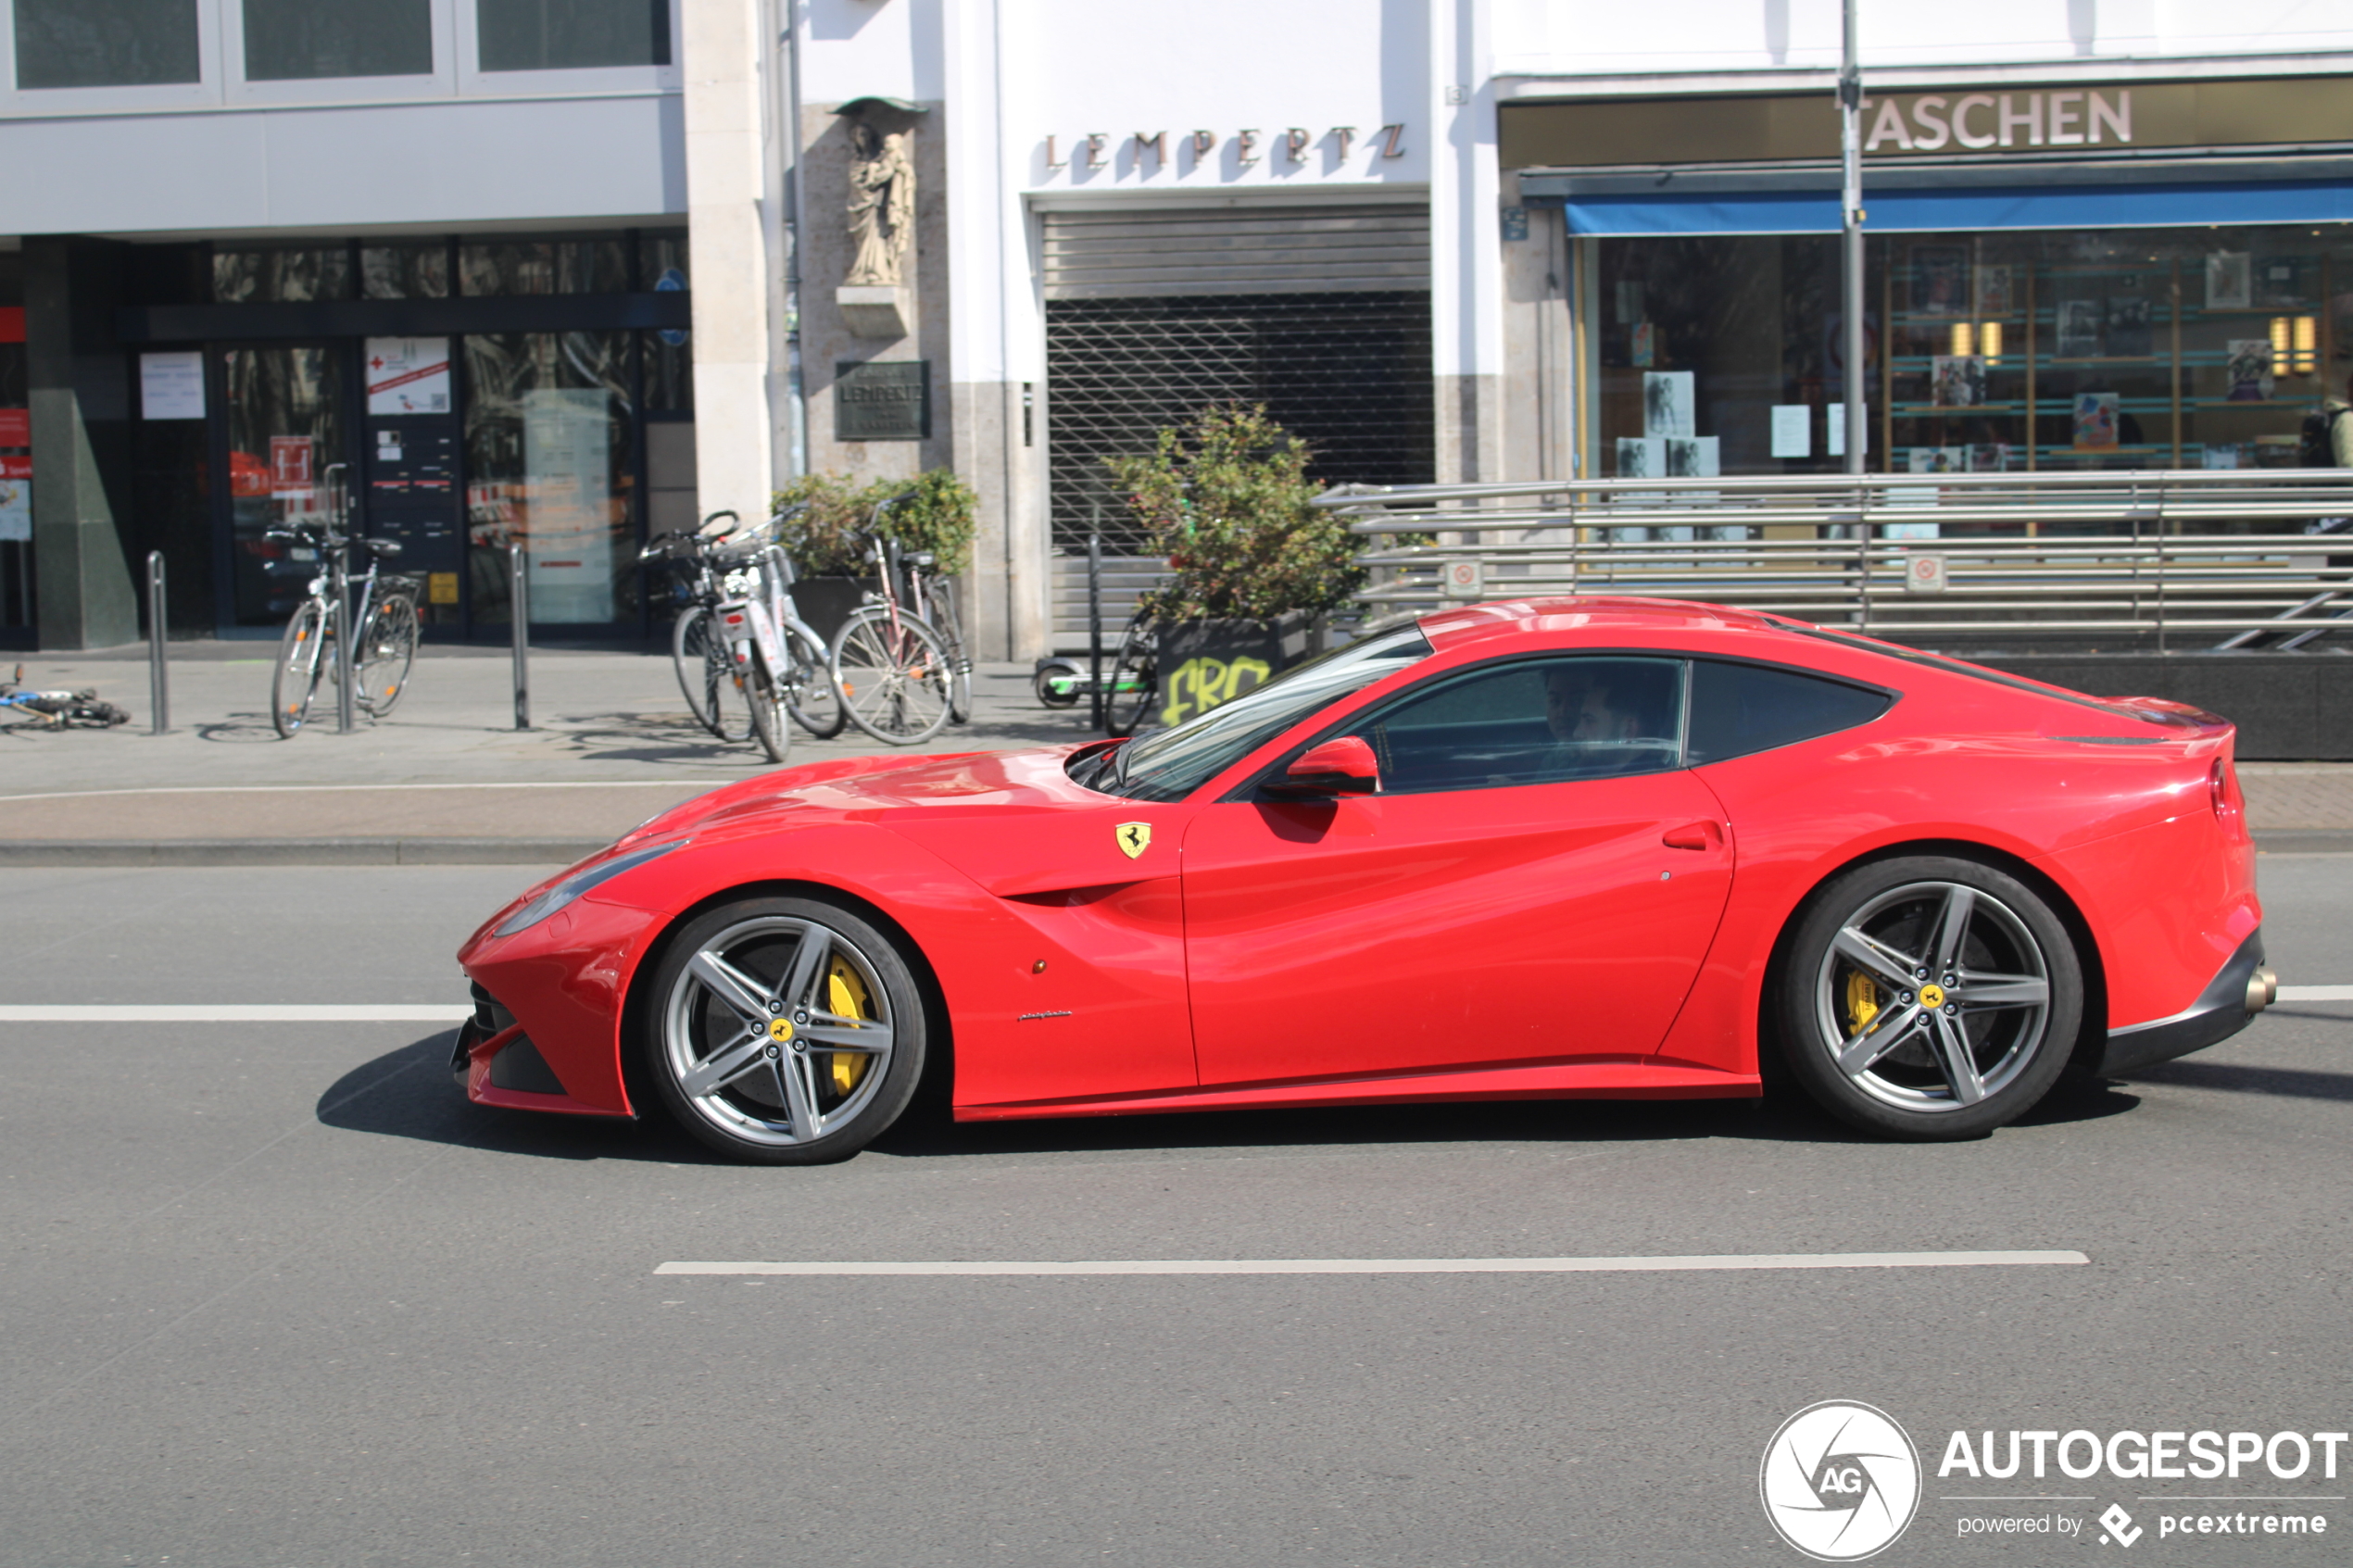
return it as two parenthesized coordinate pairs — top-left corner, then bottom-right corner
(2, 859), (2347, 1567)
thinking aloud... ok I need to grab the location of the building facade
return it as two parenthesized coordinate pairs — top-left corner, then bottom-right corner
(3, 1), (2348, 654)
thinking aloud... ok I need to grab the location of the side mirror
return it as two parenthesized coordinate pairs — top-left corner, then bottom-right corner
(1267, 734), (1379, 797)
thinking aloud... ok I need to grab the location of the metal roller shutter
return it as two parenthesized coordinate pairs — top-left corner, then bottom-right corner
(1040, 203), (1430, 299)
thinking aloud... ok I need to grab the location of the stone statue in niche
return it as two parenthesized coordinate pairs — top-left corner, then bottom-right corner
(845, 121), (916, 287)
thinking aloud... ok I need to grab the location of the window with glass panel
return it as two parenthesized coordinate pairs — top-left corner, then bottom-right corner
(361, 243), (451, 300)
(14, 0), (200, 89)
(459, 238), (629, 296)
(240, 0), (432, 81)
(212, 247), (354, 304)
(476, 0), (671, 72)
(1346, 657), (1686, 793)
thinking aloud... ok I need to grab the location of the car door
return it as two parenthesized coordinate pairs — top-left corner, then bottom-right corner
(1181, 654), (1735, 1088)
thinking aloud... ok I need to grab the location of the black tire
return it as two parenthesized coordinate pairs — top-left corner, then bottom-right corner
(928, 585), (974, 725)
(642, 896), (926, 1163)
(673, 606), (728, 738)
(782, 625), (848, 738)
(1033, 662), (1081, 708)
(1102, 617), (1156, 736)
(743, 654), (791, 764)
(1777, 856), (2082, 1141)
(271, 599), (330, 739)
(358, 595), (420, 717)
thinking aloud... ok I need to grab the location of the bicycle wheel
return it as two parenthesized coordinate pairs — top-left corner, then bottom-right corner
(831, 607), (952, 745)
(1102, 616), (1157, 736)
(743, 652), (791, 765)
(783, 625), (847, 739)
(271, 599), (331, 739)
(673, 606), (729, 738)
(357, 595), (420, 717)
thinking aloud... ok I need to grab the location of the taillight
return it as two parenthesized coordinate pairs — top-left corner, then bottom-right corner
(2209, 758), (2243, 819)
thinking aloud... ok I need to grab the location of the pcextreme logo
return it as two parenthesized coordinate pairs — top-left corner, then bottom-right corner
(1760, 1400), (1924, 1562)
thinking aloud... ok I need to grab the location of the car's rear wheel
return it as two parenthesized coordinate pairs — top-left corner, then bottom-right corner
(1778, 857), (2081, 1140)
(643, 897), (925, 1163)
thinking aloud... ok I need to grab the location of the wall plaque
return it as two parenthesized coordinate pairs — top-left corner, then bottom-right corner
(836, 359), (931, 441)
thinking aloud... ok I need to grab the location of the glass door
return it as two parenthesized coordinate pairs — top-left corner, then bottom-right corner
(219, 344), (346, 626)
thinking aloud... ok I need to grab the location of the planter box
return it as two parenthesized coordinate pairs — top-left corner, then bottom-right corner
(787, 576), (878, 646)
(1152, 613), (1324, 729)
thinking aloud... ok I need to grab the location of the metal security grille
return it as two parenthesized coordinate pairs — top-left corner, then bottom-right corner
(1040, 204), (1429, 299)
(1045, 290), (1436, 554)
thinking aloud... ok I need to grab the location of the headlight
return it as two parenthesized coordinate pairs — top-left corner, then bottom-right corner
(494, 840), (686, 937)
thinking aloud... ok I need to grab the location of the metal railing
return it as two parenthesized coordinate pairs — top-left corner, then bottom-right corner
(1314, 470), (2353, 649)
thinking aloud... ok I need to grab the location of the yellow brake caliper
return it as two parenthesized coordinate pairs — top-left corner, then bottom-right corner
(1844, 971), (1881, 1035)
(824, 959), (875, 1096)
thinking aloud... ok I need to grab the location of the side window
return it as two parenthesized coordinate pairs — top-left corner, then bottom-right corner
(1686, 659), (1892, 764)
(1345, 657), (1685, 795)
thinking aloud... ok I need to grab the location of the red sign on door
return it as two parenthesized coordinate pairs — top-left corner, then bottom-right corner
(0, 457), (29, 480)
(0, 409), (27, 448)
(270, 435), (313, 492)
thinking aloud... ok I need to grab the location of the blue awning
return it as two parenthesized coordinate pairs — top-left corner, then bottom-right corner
(1565, 179), (2353, 236)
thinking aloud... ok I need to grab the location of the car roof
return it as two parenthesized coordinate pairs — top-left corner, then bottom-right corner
(1416, 596), (1791, 652)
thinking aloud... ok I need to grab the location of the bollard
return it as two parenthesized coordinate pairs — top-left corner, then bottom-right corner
(510, 542), (530, 731)
(145, 551), (169, 734)
(1086, 532), (1104, 732)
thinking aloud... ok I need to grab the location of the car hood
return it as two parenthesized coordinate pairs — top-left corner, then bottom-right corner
(617, 742), (1151, 897)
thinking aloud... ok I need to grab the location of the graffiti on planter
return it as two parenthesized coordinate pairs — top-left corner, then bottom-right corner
(1159, 656), (1273, 728)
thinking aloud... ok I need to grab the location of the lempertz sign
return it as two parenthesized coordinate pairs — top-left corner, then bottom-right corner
(1500, 74), (2353, 168)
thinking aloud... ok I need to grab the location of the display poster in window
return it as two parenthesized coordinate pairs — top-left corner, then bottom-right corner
(270, 435), (314, 495)
(1665, 435), (1718, 478)
(1974, 266), (2013, 319)
(2205, 251), (2252, 311)
(2107, 295), (2153, 358)
(1908, 246), (1968, 315)
(1826, 413), (1869, 458)
(1969, 443), (2012, 472)
(2226, 340), (2275, 401)
(1768, 405), (1812, 459)
(0, 479), (28, 543)
(2055, 299), (2103, 358)
(1642, 371), (1693, 438)
(522, 388), (613, 623)
(366, 338), (452, 415)
(1931, 356), (1985, 408)
(0, 409), (26, 448)
(1616, 436), (1664, 480)
(139, 351), (206, 420)
(2072, 392), (2121, 450)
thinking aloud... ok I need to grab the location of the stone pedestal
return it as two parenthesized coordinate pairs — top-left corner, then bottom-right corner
(837, 285), (912, 339)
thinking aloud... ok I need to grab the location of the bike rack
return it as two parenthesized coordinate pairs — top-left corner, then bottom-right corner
(145, 551), (168, 735)
(510, 542), (531, 731)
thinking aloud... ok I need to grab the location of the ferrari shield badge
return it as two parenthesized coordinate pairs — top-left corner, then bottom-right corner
(1114, 822), (1152, 859)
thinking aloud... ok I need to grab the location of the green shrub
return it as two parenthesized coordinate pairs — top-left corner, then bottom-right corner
(772, 467), (978, 578)
(1107, 404), (1364, 621)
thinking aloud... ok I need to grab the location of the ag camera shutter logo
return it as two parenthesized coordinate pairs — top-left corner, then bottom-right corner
(1760, 1400), (1922, 1561)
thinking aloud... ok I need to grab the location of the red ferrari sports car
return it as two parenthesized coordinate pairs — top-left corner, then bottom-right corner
(455, 597), (2273, 1162)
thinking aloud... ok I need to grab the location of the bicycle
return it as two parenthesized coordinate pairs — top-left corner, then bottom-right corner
(829, 498), (956, 746)
(267, 521), (422, 738)
(0, 666), (129, 728)
(646, 509), (845, 759)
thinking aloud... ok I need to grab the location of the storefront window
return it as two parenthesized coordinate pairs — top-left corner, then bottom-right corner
(459, 238), (628, 296)
(476, 0), (671, 72)
(14, 0), (200, 90)
(213, 247), (354, 304)
(463, 332), (636, 626)
(1591, 222), (2353, 494)
(361, 242), (451, 300)
(220, 345), (345, 625)
(240, 0), (433, 81)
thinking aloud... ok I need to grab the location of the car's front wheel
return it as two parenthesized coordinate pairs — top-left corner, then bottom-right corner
(1778, 857), (2082, 1140)
(643, 897), (926, 1163)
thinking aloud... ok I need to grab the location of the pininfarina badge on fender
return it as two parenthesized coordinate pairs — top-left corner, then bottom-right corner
(1114, 822), (1151, 859)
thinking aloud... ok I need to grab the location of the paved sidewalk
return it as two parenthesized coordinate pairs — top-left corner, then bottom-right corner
(3, 642), (1092, 863)
(5, 641), (2349, 862)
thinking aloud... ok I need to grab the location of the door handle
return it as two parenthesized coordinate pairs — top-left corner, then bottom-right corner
(1662, 820), (1722, 851)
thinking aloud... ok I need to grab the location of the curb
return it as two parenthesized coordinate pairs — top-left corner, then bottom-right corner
(0, 838), (605, 867)
(2254, 831), (2353, 853)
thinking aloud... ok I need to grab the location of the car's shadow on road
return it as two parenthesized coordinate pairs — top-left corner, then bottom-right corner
(317, 1034), (2147, 1166)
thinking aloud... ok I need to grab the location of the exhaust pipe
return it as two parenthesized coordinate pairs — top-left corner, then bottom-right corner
(2246, 964), (2279, 1013)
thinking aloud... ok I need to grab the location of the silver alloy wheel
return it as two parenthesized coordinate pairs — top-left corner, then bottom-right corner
(1810, 879), (2053, 1113)
(659, 914), (896, 1148)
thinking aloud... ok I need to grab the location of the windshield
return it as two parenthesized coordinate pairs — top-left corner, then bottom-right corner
(1099, 624), (1433, 803)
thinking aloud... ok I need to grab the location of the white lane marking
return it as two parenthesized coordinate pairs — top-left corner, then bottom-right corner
(0, 782), (715, 804)
(2276, 985), (2353, 1001)
(656, 1249), (2089, 1277)
(0, 1005), (467, 1022)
